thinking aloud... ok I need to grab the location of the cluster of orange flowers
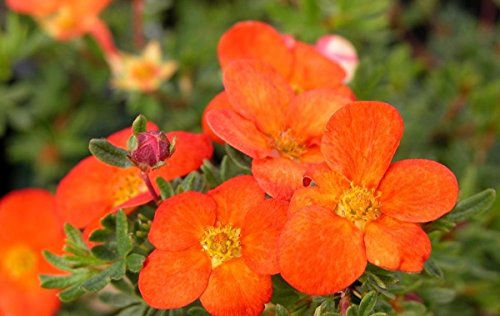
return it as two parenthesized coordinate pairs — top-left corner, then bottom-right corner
(0, 18), (459, 316)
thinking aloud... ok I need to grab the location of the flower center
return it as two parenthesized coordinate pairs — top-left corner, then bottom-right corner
(200, 224), (241, 268)
(3, 245), (38, 281)
(130, 60), (158, 82)
(336, 184), (381, 230)
(273, 129), (306, 160)
(112, 169), (146, 207)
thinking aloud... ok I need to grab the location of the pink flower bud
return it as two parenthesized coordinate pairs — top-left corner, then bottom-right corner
(315, 35), (359, 83)
(130, 131), (171, 170)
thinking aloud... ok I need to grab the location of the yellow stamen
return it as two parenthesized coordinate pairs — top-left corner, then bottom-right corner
(273, 129), (306, 160)
(200, 224), (241, 268)
(336, 183), (381, 230)
(3, 245), (38, 280)
(112, 169), (146, 207)
(130, 60), (158, 82)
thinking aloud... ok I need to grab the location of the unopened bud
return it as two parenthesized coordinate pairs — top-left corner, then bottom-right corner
(130, 131), (171, 170)
(315, 35), (359, 83)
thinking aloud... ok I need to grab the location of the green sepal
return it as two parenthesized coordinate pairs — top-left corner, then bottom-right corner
(132, 114), (148, 135)
(89, 138), (133, 168)
(444, 188), (496, 221)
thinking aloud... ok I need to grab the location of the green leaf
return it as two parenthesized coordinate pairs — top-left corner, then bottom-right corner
(109, 260), (127, 280)
(275, 304), (290, 316)
(224, 145), (251, 171)
(57, 283), (87, 302)
(445, 188), (496, 221)
(99, 291), (141, 308)
(101, 213), (117, 229)
(126, 253), (146, 273)
(420, 288), (456, 304)
(40, 271), (90, 289)
(92, 244), (118, 261)
(200, 159), (221, 188)
(42, 250), (74, 272)
(64, 224), (88, 252)
(117, 304), (147, 316)
(186, 306), (210, 316)
(346, 305), (359, 316)
(132, 114), (148, 134)
(358, 291), (377, 316)
(423, 258), (443, 279)
(81, 270), (112, 293)
(116, 210), (132, 257)
(89, 138), (133, 168)
(89, 228), (114, 243)
(156, 176), (175, 199)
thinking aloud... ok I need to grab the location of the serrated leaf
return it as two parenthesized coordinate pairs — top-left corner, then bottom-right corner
(89, 138), (133, 168)
(132, 114), (148, 134)
(424, 259), (443, 279)
(92, 244), (118, 261)
(42, 250), (74, 271)
(156, 176), (175, 199)
(116, 210), (132, 257)
(126, 253), (146, 272)
(64, 224), (88, 252)
(445, 188), (496, 221)
(358, 291), (377, 316)
(81, 270), (112, 293)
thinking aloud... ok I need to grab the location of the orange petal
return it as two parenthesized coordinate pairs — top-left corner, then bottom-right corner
(138, 248), (211, 309)
(289, 41), (346, 92)
(364, 216), (431, 272)
(241, 199), (288, 275)
(289, 163), (349, 215)
(56, 157), (117, 228)
(206, 109), (273, 159)
(379, 159), (459, 222)
(218, 20), (293, 78)
(279, 206), (366, 295)
(200, 258), (272, 316)
(149, 191), (216, 251)
(208, 176), (265, 227)
(322, 101), (403, 188)
(286, 89), (349, 143)
(223, 60), (294, 136)
(251, 157), (307, 200)
(6, 0), (60, 16)
(0, 284), (60, 316)
(202, 92), (232, 144)
(150, 131), (213, 181)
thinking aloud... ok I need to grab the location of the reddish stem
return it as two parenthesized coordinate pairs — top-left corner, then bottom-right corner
(140, 171), (161, 204)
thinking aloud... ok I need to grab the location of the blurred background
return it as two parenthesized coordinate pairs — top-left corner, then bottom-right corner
(0, 0), (499, 315)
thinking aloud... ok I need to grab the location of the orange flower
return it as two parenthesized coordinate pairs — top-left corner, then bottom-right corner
(0, 189), (64, 316)
(56, 123), (213, 230)
(202, 21), (354, 142)
(206, 60), (350, 200)
(138, 176), (287, 315)
(109, 41), (178, 92)
(7, 0), (113, 43)
(279, 101), (459, 295)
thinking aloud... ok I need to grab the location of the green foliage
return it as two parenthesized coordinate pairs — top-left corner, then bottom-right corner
(88, 139), (133, 168)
